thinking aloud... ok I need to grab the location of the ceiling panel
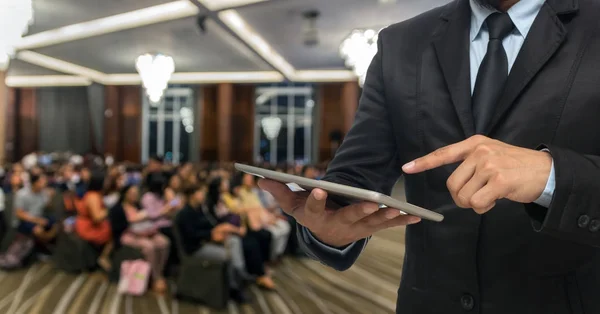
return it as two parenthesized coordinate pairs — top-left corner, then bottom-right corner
(238, 0), (451, 69)
(7, 59), (65, 76)
(33, 17), (274, 73)
(28, 0), (174, 34)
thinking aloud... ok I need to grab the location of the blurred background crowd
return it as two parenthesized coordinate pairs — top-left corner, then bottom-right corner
(0, 0), (445, 312)
(0, 151), (332, 305)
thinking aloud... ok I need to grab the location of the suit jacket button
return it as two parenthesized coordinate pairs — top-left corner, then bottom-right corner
(589, 220), (600, 232)
(461, 294), (475, 311)
(578, 215), (590, 228)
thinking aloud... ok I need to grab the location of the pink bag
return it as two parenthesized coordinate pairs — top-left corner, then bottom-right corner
(117, 259), (151, 296)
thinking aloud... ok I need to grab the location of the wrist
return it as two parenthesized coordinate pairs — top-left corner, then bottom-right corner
(533, 150), (554, 196)
(309, 229), (352, 249)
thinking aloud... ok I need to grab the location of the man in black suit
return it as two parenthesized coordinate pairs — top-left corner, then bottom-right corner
(260, 0), (600, 313)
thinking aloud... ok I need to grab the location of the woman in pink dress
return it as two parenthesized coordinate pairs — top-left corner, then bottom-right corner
(141, 173), (180, 271)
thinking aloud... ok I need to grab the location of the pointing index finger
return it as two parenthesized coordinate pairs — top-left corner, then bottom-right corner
(402, 138), (480, 173)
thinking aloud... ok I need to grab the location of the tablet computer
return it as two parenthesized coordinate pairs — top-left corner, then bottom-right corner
(234, 163), (444, 222)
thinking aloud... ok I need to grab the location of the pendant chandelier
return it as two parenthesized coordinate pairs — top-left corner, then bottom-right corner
(136, 53), (175, 104)
(261, 116), (282, 140)
(0, 0), (34, 70)
(339, 28), (381, 87)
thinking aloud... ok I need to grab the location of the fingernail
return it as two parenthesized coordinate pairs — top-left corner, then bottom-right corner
(363, 205), (378, 215)
(385, 210), (401, 219)
(402, 161), (415, 171)
(313, 189), (325, 200)
(408, 217), (421, 224)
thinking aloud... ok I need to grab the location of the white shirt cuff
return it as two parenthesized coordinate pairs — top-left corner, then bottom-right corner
(533, 149), (555, 208)
(302, 227), (362, 256)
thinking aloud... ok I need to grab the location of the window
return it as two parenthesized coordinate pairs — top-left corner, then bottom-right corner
(142, 87), (196, 164)
(254, 84), (315, 165)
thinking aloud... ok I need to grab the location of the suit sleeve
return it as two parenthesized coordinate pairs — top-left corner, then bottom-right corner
(525, 144), (600, 246)
(298, 31), (403, 271)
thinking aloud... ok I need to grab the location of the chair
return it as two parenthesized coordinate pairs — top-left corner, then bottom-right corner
(50, 192), (99, 273)
(172, 213), (230, 309)
(52, 232), (98, 273)
(0, 193), (15, 252)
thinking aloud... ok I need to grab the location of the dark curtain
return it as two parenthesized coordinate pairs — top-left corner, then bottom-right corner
(37, 87), (91, 154)
(87, 84), (105, 153)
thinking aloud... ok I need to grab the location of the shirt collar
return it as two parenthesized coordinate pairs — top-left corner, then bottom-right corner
(469, 0), (546, 42)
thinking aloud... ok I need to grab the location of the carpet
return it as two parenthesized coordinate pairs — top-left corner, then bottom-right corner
(0, 227), (405, 314)
(0, 182), (407, 314)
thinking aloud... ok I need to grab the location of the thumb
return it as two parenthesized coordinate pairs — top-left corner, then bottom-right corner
(304, 188), (327, 216)
(257, 179), (297, 212)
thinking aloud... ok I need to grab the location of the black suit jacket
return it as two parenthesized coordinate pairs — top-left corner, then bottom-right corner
(300, 0), (600, 313)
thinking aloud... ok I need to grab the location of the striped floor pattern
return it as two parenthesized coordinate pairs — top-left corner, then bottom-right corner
(0, 227), (404, 314)
(0, 182), (407, 314)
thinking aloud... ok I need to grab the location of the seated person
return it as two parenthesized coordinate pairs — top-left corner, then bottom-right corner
(164, 175), (184, 211)
(116, 185), (170, 294)
(176, 184), (274, 303)
(142, 173), (179, 230)
(75, 171), (112, 271)
(236, 173), (291, 262)
(142, 172), (180, 271)
(209, 177), (276, 289)
(14, 174), (58, 243)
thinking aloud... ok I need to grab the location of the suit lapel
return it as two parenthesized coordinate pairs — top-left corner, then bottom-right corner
(485, 0), (577, 135)
(432, 0), (475, 138)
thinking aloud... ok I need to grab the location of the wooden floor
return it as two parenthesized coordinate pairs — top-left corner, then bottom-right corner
(0, 182), (407, 314)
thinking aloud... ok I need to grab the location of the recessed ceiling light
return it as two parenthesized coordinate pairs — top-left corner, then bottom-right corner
(5, 75), (91, 87)
(16, 1), (199, 50)
(219, 10), (295, 79)
(198, 0), (267, 11)
(16, 51), (107, 82)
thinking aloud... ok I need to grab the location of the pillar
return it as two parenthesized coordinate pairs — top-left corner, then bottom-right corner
(340, 81), (359, 133)
(217, 83), (233, 162)
(0, 72), (6, 163)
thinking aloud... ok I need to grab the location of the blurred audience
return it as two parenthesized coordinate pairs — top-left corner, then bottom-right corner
(0, 150), (324, 304)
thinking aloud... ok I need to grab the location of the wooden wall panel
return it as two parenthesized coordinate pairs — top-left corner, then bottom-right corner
(199, 86), (218, 161)
(198, 84), (255, 163)
(318, 83), (344, 162)
(0, 72), (7, 164)
(341, 82), (359, 133)
(103, 85), (141, 162)
(217, 84), (233, 162)
(231, 84), (254, 163)
(18, 88), (38, 158)
(120, 86), (141, 162)
(5, 87), (16, 162)
(317, 82), (360, 162)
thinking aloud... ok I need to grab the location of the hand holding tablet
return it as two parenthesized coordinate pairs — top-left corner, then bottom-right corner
(236, 163), (443, 248)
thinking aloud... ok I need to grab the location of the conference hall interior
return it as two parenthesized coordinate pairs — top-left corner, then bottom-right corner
(0, 0), (449, 313)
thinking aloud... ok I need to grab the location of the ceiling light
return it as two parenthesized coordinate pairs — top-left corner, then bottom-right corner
(16, 1), (198, 50)
(136, 53), (175, 104)
(339, 28), (382, 86)
(294, 70), (357, 82)
(219, 10), (295, 79)
(100, 71), (283, 85)
(16, 50), (107, 82)
(198, 0), (267, 11)
(261, 116), (282, 140)
(0, 0), (34, 70)
(5, 75), (91, 87)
